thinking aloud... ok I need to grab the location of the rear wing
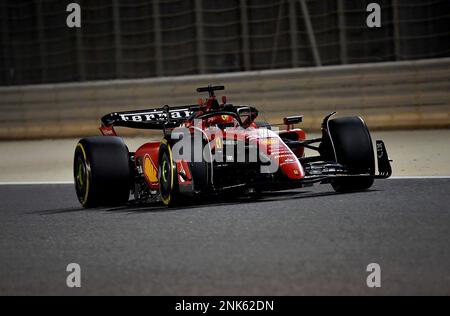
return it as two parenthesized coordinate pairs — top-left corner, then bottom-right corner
(100, 104), (259, 136)
(101, 105), (198, 130)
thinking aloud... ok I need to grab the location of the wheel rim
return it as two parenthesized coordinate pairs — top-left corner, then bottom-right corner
(162, 160), (168, 183)
(159, 152), (172, 200)
(74, 151), (89, 204)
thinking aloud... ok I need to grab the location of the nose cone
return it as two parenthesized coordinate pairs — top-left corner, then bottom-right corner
(279, 159), (305, 180)
(249, 129), (305, 180)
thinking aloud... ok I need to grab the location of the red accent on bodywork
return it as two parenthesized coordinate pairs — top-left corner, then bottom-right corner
(265, 137), (305, 180)
(133, 127), (307, 191)
(99, 125), (117, 136)
(177, 160), (193, 186)
(279, 158), (305, 180)
(280, 129), (306, 158)
(245, 128), (306, 180)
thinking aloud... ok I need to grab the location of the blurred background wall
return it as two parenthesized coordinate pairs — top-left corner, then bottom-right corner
(1, 0), (449, 86)
(0, 0), (449, 139)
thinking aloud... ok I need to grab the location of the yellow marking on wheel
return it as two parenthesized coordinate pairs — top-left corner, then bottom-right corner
(160, 139), (174, 206)
(216, 137), (223, 149)
(76, 143), (90, 206)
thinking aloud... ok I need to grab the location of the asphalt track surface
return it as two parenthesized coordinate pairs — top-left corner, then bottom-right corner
(0, 179), (449, 295)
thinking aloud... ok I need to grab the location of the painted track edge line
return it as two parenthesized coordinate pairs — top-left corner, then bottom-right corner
(389, 176), (450, 179)
(0, 181), (74, 185)
(0, 176), (449, 186)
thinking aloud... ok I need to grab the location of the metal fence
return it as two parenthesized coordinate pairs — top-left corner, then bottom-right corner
(1, 57), (449, 139)
(1, 0), (450, 86)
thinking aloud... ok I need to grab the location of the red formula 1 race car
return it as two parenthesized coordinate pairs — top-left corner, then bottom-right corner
(74, 85), (392, 208)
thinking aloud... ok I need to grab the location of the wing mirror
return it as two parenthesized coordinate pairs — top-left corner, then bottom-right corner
(283, 116), (303, 130)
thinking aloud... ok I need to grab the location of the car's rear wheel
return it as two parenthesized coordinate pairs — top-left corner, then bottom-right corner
(321, 116), (375, 193)
(158, 139), (180, 207)
(74, 137), (131, 208)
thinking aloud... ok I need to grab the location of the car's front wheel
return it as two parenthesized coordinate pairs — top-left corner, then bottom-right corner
(320, 116), (375, 193)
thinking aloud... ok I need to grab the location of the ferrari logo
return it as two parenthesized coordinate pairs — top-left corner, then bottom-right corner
(293, 169), (299, 176)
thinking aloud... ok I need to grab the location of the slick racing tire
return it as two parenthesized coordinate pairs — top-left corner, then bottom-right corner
(158, 139), (181, 207)
(74, 137), (131, 208)
(325, 116), (375, 193)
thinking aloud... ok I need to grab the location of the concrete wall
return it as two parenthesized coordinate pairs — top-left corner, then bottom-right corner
(0, 58), (449, 140)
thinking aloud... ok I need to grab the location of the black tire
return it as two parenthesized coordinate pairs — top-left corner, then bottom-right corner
(188, 136), (211, 194)
(325, 116), (375, 192)
(158, 139), (181, 206)
(74, 137), (131, 208)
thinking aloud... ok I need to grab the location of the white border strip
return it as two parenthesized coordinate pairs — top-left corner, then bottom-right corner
(0, 177), (449, 186)
(390, 176), (450, 179)
(0, 181), (74, 185)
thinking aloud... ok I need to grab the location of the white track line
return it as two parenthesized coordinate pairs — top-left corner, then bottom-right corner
(0, 177), (449, 186)
(0, 181), (74, 186)
(389, 176), (450, 180)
